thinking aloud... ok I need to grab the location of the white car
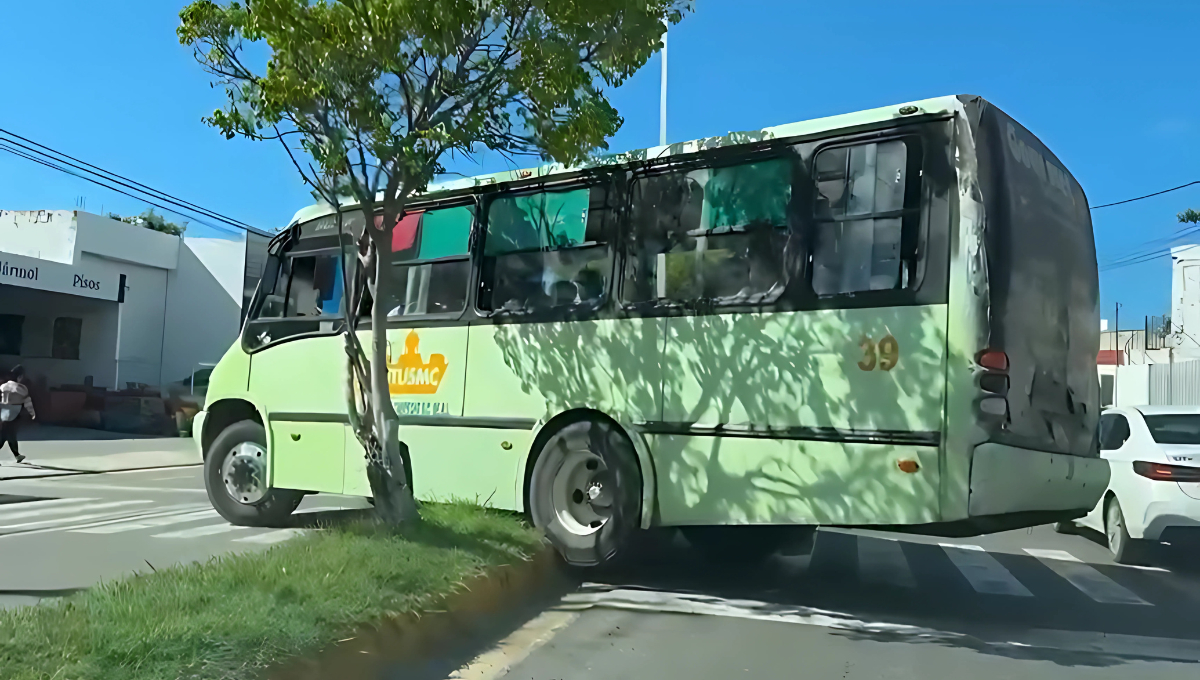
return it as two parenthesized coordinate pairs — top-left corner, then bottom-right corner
(1066, 406), (1200, 563)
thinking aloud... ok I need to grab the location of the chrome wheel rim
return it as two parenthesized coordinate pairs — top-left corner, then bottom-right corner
(1107, 503), (1123, 554)
(221, 442), (268, 505)
(550, 449), (611, 536)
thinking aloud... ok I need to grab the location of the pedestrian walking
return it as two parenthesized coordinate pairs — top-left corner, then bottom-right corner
(0, 365), (36, 464)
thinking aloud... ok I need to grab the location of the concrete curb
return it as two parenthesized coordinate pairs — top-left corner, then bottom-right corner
(269, 546), (573, 680)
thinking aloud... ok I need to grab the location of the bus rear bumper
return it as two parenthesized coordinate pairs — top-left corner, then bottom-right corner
(967, 443), (1109, 517)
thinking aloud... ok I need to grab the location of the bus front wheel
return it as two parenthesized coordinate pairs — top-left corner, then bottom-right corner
(528, 419), (642, 568)
(204, 420), (303, 527)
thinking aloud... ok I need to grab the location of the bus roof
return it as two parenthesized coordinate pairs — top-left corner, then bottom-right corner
(285, 94), (965, 229)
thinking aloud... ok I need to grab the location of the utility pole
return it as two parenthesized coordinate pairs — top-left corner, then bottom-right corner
(659, 20), (668, 147)
(1114, 302), (1121, 405)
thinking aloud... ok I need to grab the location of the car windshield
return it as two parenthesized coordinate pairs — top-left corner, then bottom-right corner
(1142, 414), (1200, 444)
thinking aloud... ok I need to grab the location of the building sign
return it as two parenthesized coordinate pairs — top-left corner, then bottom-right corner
(0, 252), (121, 302)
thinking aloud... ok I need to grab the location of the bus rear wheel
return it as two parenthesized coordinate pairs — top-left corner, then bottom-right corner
(528, 419), (642, 568)
(204, 420), (303, 527)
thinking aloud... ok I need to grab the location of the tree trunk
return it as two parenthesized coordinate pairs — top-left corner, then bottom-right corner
(364, 239), (420, 525)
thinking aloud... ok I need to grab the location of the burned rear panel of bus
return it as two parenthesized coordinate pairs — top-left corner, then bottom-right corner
(961, 95), (1100, 458)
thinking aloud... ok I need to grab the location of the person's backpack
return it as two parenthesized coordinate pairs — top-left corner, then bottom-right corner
(0, 381), (25, 422)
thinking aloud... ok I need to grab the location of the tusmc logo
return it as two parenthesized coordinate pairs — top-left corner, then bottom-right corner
(0, 260), (39, 281)
(72, 274), (101, 291)
(387, 331), (447, 395)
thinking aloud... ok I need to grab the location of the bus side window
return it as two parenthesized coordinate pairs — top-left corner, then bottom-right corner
(811, 140), (917, 296)
(624, 159), (792, 305)
(477, 184), (616, 314)
(387, 206), (473, 318)
(243, 248), (347, 349)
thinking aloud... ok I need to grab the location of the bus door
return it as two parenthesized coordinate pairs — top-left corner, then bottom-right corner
(342, 206), (476, 499)
(246, 242), (350, 495)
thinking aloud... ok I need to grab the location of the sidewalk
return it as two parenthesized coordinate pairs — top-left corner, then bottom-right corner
(0, 424), (200, 480)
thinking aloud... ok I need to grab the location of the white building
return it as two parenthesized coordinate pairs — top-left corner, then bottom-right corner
(0, 210), (269, 392)
(1170, 244), (1200, 360)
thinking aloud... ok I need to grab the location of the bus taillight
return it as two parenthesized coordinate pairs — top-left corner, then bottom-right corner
(977, 349), (1009, 372)
(976, 349), (1010, 421)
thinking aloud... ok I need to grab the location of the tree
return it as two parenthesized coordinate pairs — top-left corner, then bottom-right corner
(178, 0), (689, 525)
(107, 209), (187, 236)
(1180, 208), (1200, 226)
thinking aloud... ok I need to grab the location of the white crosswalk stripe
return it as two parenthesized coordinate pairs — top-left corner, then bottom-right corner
(72, 509), (220, 534)
(1024, 548), (1152, 605)
(234, 529), (306, 545)
(0, 497), (96, 519)
(857, 536), (916, 588)
(153, 523), (249, 539)
(0, 500), (148, 525)
(939, 543), (1033, 597)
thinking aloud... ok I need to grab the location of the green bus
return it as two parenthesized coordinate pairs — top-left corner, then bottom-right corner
(195, 94), (1110, 566)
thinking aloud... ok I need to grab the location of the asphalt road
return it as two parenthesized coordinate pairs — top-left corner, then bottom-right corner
(4, 463), (1200, 678)
(0, 464), (371, 610)
(464, 525), (1200, 680)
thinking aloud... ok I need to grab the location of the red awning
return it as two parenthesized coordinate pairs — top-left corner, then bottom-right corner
(1097, 350), (1124, 366)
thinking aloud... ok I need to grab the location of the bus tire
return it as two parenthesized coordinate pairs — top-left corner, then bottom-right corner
(204, 420), (303, 527)
(528, 419), (642, 568)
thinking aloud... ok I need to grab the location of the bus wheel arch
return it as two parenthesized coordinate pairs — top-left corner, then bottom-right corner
(200, 399), (263, 460)
(522, 410), (655, 529)
(522, 410), (648, 567)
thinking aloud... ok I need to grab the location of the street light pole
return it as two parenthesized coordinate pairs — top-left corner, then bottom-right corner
(659, 21), (668, 147)
(1115, 302), (1121, 405)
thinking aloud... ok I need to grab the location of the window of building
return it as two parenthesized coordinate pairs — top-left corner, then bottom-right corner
(623, 158), (793, 305)
(52, 317), (82, 360)
(387, 205), (474, 317)
(478, 184), (617, 313)
(0, 314), (23, 356)
(811, 139), (918, 296)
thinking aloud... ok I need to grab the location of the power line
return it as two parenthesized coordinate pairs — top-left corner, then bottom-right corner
(1090, 181), (1200, 210)
(0, 128), (269, 236)
(0, 142), (243, 237)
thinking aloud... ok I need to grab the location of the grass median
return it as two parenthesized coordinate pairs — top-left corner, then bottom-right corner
(0, 503), (543, 680)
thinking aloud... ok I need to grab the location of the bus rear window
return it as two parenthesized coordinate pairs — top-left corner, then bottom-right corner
(1142, 415), (1200, 445)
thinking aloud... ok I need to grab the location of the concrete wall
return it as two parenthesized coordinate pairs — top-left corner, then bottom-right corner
(0, 284), (118, 387)
(161, 236), (246, 385)
(1113, 364), (1151, 407)
(1171, 244), (1200, 361)
(107, 255), (169, 388)
(75, 212), (180, 270)
(0, 210), (77, 265)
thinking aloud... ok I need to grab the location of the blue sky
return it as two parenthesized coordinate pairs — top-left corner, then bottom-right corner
(1, 1), (1196, 324)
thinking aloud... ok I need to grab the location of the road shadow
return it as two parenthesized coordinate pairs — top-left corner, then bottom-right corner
(1068, 524), (1200, 576)
(20, 423), (167, 442)
(574, 528), (1200, 668)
